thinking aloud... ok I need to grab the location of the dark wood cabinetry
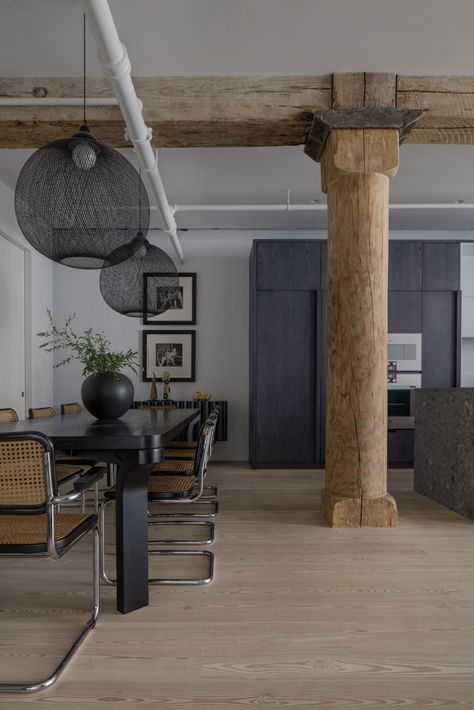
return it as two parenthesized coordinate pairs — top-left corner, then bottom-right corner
(422, 243), (460, 291)
(422, 291), (460, 388)
(388, 429), (414, 465)
(389, 242), (423, 291)
(254, 290), (318, 464)
(250, 239), (462, 468)
(255, 241), (321, 291)
(388, 291), (422, 332)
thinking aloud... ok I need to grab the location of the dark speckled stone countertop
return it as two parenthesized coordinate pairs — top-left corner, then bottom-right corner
(414, 388), (474, 521)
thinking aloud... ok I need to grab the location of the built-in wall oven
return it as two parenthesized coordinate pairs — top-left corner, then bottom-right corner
(388, 333), (422, 373)
(387, 334), (422, 429)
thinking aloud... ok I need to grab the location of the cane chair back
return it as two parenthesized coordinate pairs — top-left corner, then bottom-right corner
(0, 408), (19, 423)
(61, 403), (81, 415)
(0, 433), (57, 512)
(29, 407), (56, 419)
(0, 430), (99, 693)
(192, 414), (219, 482)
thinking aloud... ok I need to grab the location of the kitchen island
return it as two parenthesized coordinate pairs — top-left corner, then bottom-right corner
(414, 388), (474, 521)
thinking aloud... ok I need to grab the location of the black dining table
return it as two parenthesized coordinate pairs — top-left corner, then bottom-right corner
(0, 407), (197, 614)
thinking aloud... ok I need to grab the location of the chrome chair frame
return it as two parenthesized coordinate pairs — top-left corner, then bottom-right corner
(147, 411), (220, 520)
(0, 432), (100, 694)
(99, 412), (220, 586)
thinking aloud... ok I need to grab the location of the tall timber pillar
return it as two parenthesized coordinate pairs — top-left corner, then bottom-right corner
(305, 73), (422, 527)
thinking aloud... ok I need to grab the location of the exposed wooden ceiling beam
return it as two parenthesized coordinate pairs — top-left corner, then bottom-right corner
(1, 74), (474, 148)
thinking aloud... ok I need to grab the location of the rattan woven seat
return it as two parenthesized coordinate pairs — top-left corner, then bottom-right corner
(164, 448), (196, 460)
(149, 476), (194, 494)
(152, 459), (194, 474)
(61, 402), (82, 415)
(0, 408), (19, 423)
(56, 463), (84, 482)
(104, 475), (194, 501)
(0, 512), (96, 553)
(0, 431), (100, 694)
(28, 406), (56, 419)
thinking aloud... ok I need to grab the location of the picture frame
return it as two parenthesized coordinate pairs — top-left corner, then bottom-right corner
(143, 272), (196, 325)
(142, 330), (196, 382)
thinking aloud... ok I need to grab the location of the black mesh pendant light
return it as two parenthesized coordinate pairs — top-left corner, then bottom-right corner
(99, 167), (178, 317)
(99, 233), (178, 317)
(14, 16), (149, 270)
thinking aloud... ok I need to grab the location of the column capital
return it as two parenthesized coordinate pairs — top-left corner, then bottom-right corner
(319, 129), (400, 193)
(304, 107), (423, 163)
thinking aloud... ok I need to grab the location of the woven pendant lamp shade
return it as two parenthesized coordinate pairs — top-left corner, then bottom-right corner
(14, 126), (150, 270)
(99, 235), (178, 317)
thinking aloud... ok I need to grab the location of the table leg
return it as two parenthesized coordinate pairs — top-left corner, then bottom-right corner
(115, 455), (156, 614)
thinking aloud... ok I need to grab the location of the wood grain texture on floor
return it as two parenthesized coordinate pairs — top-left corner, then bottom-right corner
(1, 465), (474, 708)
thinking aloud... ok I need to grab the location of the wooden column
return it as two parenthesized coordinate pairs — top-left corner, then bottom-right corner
(304, 74), (422, 527)
(320, 128), (399, 527)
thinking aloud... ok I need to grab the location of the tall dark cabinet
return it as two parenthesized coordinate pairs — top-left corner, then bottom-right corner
(250, 239), (462, 469)
(250, 241), (325, 467)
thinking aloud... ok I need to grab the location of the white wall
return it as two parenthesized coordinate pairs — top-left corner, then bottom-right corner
(0, 178), (53, 415)
(52, 237), (249, 460)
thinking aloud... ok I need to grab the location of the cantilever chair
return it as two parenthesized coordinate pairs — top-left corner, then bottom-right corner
(99, 413), (219, 586)
(0, 408), (20, 424)
(60, 402), (111, 500)
(60, 402), (82, 415)
(160, 405), (222, 504)
(5, 408), (87, 492)
(0, 431), (101, 694)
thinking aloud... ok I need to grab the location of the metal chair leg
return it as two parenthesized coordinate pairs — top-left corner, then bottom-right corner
(148, 550), (214, 585)
(99, 500), (215, 586)
(94, 481), (100, 514)
(99, 499), (115, 585)
(200, 485), (218, 501)
(148, 520), (215, 545)
(148, 500), (219, 518)
(0, 527), (100, 695)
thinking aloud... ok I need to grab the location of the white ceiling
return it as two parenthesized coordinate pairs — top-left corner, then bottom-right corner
(2, 0), (474, 231)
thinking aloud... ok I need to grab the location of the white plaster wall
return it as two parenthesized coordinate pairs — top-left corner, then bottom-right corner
(0, 178), (53, 413)
(52, 238), (249, 460)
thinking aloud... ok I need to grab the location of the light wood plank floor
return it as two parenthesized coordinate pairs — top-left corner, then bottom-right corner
(1, 465), (474, 708)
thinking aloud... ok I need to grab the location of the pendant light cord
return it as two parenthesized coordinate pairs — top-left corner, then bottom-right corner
(139, 168), (142, 232)
(83, 13), (87, 125)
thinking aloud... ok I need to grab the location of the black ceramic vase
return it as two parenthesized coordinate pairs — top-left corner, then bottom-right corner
(81, 372), (134, 420)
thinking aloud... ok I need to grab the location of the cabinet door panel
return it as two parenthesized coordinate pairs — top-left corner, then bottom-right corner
(256, 242), (320, 291)
(388, 291), (422, 333)
(318, 290), (327, 464)
(389, 242), (422, 291)
(388, 430), (414, 465)
(422, 291), (458, 387)
(422, 243), (460, 291)
(255, 291), (317, 463)
(320, 242), (328, 291)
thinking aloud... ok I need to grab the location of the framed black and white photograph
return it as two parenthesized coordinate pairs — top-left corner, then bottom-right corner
(143, 272), (196, 325)
(142, 330), (196, 382)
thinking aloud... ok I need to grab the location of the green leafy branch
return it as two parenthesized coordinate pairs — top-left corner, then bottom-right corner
(38, 310), (140, 378)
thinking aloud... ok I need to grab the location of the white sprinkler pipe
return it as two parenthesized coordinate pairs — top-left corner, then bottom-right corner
(81, 0), (184, 263)
(170, 202), (474, 213)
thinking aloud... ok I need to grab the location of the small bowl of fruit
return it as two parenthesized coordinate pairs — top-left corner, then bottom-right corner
(192, 390), (212, 401)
